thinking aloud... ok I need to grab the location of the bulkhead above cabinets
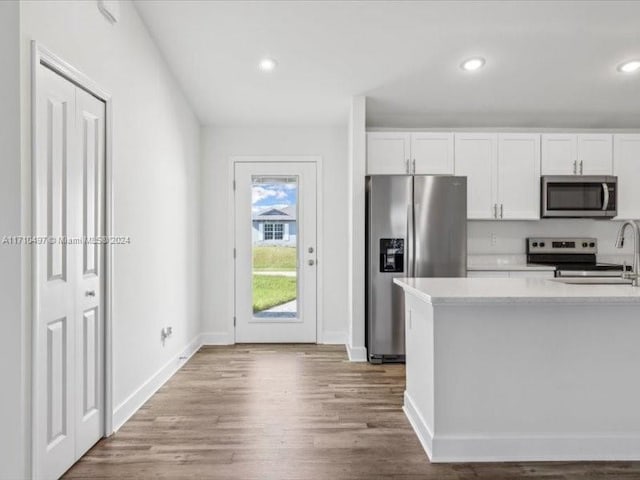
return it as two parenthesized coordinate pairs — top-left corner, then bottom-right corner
(366, 131), (640, 221)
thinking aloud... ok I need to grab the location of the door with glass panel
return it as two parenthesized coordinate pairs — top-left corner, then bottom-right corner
(234, 162), (317, 343)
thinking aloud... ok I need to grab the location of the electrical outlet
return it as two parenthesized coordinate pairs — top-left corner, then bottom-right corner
(490, 232), (497, 247)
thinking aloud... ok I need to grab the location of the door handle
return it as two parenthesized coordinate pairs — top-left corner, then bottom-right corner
(85, 290), (96, 297)
(602, 183), (609, 211)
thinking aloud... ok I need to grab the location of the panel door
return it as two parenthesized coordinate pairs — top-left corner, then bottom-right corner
(578, 134), (613, 175)
(541, 134), (577, 175)
(234, 162), (317, 342)
(366, 132), (411, 174)
(614, 134), (640, 220)
(411, 132), (454, 175)
(497, 133), (540, 220)
(454, 133), (498, 219)
(35, 65), (78, 480)
(74, 88), (105, 458)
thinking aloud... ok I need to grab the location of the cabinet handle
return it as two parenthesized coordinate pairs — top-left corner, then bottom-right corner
(500, 203), (504, 219)
(406, 158), (410, 174)
(494, 203), (498, 218)
(573, 160), (577, 174)
(412, 158), (416, 174)
(580, 160), (584, 175)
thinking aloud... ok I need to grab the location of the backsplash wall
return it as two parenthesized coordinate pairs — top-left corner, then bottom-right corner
(468, 220), (635, 256)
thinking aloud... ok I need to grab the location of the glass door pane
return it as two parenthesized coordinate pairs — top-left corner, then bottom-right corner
(251, 176), (298, 319)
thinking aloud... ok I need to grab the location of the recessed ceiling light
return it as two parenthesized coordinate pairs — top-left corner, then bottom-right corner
(618, 60), (640, 74)
(461, 57), (486, 72)
(259, 58), (277, 72)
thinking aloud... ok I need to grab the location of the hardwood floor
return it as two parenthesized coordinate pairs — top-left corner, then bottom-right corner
(65, 345), (640, 479)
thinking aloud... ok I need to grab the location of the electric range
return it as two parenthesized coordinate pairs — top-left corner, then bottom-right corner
(526, 237), (630, 278)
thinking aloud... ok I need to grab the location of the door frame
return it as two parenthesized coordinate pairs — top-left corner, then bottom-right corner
(228, 155), (323, 343)
(30, 42), (114, 476)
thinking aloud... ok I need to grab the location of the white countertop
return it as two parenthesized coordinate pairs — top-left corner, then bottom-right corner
(467, 255), (555, 271)
(394, 277), (640, 304)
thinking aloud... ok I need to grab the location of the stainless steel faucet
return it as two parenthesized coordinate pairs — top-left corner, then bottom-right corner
(615, 220), (640, 286)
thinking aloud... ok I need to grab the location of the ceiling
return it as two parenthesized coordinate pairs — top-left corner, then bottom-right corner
(134, 1), (640, 128)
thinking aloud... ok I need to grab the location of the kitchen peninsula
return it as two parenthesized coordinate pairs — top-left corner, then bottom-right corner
(394, 277), (640, 463)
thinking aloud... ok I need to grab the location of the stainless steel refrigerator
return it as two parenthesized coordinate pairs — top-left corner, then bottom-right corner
(365, 175), (467, 363)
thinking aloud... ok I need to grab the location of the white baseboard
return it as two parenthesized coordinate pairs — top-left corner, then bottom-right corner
(403, 390), (433, 459)
(404, 391), (640, 463)
(346, 343), (367, 362)
(320, 330), (348, 344)
(200, 331), (234, 345)
(112, 335), (201, 431)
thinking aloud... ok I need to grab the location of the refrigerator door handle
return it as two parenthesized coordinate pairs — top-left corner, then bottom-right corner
(407, 204), (414, 277)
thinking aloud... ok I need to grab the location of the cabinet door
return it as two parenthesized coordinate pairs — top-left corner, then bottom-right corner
(578, 134), (613, 175)
(614, 134), (640, 220)
(497, 134), (540, 220)
(541, 134), (577, 175)
(366, 132), (411, 174)
(454, 133), (498, 219)
(411, 132), (454, 175)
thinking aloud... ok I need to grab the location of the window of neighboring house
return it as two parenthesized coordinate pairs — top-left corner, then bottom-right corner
(263, 223), (284, 240)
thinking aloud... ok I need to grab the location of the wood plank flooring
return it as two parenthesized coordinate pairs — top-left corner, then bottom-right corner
(64, 345), (640, 479)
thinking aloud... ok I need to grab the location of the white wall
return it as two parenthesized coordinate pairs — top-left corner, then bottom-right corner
(469, 220), (634, 257)
(200, 127), (349, 343)
(19, 0), (201, 469)
(0, 2), (26, 477)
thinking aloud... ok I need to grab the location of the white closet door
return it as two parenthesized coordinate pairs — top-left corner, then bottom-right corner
(35, 65), (79, 480)
(35, 65), (106, 479)
(74, 88), (106, 458)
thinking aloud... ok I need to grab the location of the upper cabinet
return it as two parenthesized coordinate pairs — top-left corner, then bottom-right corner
(541, 134), (612, 175)
(366, 132), (411, 174)
(454, 133), (540, 220)
(454, 133), (498, 219)
(497, 134), (540, 220)
(614, 134), (640, 220)
(367, 132), (454, 175)
(411, 133), (454, 175)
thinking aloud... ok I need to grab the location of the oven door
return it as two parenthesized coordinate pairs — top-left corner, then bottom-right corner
(541, 176), (617, 218)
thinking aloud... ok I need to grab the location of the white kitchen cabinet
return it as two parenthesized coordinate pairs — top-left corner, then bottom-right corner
(367, 132), (454, 175)
(614, 134), (640, 220)
(541, 134), (612, 175)
(467, 271), (509, 278)
(411, 132), (454, 175)
(497, 134), (540, 220)
(366, 132), (411, 174)
(454, 133), (498, 219)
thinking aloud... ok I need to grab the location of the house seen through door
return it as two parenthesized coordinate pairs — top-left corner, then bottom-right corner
(234, 161), (317, 343)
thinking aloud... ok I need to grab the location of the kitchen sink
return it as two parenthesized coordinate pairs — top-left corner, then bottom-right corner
(549, 277), (633, 285)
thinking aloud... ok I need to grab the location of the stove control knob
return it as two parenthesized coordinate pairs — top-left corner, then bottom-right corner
(540, 242), (545, 247)
(589, 242), (595, 247)
(532, 242), (538, 247)
(582, 242), (588, 248)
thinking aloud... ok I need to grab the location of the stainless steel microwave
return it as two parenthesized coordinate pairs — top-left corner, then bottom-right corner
(541, 176), (617, 218)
